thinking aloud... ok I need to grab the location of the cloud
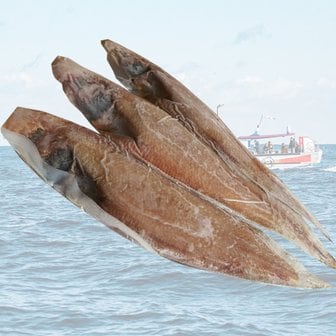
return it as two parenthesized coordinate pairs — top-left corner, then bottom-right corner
(20, 53), (43, 71)
(233, 24), (270, 45)
(172, 63), (304, 112)
(316, 77), (336, 90)
(235, 60), (246, 69)
(0, 71), (46, 89)
(225, 76), (303, 101)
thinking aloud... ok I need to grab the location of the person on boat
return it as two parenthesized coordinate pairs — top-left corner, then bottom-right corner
(281, 143), (288, 154)
(263, 141), (273, 154)
(289, 137), (295, 153)
(254, 140), (260, 154)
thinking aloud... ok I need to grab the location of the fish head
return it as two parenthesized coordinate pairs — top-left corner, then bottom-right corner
(2, 107), (103, 204)
(101, 39), (171, 101)
(101, 39), (150, 89)
(52, 56), (137, 138)
(52, 56), (116, 124)
(1, 107), (74, 172)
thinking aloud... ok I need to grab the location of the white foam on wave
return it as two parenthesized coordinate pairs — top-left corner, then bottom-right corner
(324, 166), (336, 172)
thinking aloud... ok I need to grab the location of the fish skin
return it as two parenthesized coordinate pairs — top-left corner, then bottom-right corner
(100, 39), (331, 243)
(1, 107), (329, 288)
(51, 56), (336, 269)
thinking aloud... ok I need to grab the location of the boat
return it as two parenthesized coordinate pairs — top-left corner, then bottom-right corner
(238, 116), (323, 169)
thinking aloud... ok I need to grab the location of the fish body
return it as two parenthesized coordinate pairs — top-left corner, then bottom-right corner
(1, 40), (335, 288)
(51, 56), (336, 269)
(1, 107), (328, 288)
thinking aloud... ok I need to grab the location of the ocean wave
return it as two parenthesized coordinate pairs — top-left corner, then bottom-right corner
(324, 166), (336, 172)
(2, 146), (336, 336)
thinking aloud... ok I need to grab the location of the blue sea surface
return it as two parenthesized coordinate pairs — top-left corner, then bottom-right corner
(1, 145), (336, 335)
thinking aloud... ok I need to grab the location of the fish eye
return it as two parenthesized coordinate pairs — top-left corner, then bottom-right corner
(28, 127), (45, 144)
(44, 146), (73, 172)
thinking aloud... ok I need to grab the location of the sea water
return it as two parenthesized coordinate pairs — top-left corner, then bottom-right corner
(1, 145), (336, 336)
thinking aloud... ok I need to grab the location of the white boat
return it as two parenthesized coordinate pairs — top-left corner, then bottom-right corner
(238, 118), (322, 169)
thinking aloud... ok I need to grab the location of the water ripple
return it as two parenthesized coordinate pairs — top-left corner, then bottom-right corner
(1, 146), (336, 335)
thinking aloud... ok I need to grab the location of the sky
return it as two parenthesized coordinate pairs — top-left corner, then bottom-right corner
(1, 0), (336, 145)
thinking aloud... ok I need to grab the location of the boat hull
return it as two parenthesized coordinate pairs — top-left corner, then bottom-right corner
(256, 149), (323, 169)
